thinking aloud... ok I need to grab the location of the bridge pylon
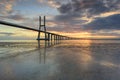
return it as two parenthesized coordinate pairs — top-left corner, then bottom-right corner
(37, 16), (48, 40)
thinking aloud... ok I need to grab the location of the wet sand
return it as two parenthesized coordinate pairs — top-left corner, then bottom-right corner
(0, 40), (120, 80)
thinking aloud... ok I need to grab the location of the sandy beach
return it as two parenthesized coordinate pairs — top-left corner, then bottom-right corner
(0, 40), (120, 80)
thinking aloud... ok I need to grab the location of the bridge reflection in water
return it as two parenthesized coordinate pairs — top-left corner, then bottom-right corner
(0, 40), (120, 80)
(37, 40), (61, 64)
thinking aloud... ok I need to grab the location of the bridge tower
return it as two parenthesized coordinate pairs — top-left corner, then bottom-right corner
(37, 16), (47, 40)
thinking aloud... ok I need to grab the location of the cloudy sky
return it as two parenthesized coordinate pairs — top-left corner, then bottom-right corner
(0, 0), (120, 40)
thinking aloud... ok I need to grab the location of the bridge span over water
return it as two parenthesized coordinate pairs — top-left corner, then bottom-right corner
(0, 16), (77, 41)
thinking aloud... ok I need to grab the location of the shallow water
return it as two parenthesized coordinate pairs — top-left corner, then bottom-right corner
(0, 40), (120, 80)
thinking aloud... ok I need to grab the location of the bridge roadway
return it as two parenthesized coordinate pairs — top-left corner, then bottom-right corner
(0, 20), (75, 40)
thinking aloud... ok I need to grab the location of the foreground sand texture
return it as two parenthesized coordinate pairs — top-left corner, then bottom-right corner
(0, 40), (120, 80)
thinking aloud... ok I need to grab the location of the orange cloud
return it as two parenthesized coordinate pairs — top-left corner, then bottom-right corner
(0, 0), (15, 15)
(37, 0), (60, 8)
(5, 4), (12, 12)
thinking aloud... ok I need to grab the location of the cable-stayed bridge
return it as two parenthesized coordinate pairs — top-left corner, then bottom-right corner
(0, 16), (76, 41)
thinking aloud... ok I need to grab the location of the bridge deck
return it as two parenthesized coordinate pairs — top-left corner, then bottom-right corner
(0, 21), (68, 38)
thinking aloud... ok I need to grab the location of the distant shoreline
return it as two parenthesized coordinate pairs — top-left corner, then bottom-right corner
(74, 38), (120, 40)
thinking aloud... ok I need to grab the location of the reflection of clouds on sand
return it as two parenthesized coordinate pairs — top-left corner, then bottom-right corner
(0, 40), (120, 80)
(52, 40), (120, 80)
(1, 63), (16, 79)
(79, 53), (93, 70)
(0, 40), (61, 80)
(77, 40), (93, 70)
(100, 61), (120, 68)
(51, 40), (95, 80)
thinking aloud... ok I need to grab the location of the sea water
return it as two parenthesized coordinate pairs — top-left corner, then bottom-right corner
(0, 40), (120, 80)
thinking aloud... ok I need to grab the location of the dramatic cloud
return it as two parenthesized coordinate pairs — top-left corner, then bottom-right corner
(56, 0), (120, 22)
(0, 0), (27, 21)
(49, 0), (120, 34)
(84, 14), (120, 30)
(0, 13), (27, 21)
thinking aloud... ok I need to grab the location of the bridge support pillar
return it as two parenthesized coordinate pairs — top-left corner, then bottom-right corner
(58, 36), (60, 40)
(54, 35), (55, 41)
(59, 36), (61, 40)
(56, 35), (57, 40)
(51, 34), (53, 41)
(56, 35), (58, 41)
(57, 35), (59, 40)
(47, 33), (50, 41)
